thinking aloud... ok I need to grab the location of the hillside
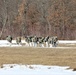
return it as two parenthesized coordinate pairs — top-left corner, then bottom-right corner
(0, 0), (76, 39)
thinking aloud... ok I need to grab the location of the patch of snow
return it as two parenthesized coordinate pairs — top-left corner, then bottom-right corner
(58, 40), (76, 44)
(0, 40), (76, 48)
(0, 64), (76, 75)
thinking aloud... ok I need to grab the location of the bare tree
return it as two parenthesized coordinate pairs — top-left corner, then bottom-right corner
(0, 0), (7, 39)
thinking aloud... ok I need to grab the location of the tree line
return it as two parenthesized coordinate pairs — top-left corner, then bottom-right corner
(0, 0), (76, 40)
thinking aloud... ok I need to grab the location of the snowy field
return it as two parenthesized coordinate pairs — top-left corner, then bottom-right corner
(0, 40), (76, 75)
(59, 40), (76, 44)
(0, 64), (76, 75)
(0, 40), (76, 48)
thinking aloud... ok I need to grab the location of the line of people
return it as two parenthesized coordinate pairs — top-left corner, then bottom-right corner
(6, 35), (58, 47)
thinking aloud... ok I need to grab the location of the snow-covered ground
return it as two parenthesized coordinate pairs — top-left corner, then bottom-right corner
(0, 40), (23, 47)
(0, 40), (76, 74)
(0, 40), (76, 47)
(59, 40), (76, 44)
(0, 64), (76, 75)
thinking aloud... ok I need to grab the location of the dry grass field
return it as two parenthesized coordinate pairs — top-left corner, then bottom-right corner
(0, 46), (76, 69)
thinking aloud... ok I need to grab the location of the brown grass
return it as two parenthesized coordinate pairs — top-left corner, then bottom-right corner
(0, 47), (76, 69)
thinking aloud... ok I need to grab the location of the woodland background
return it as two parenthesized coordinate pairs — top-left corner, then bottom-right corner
(0, 0), (76, 40)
